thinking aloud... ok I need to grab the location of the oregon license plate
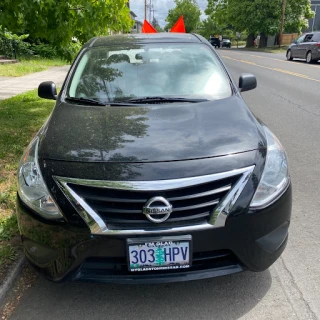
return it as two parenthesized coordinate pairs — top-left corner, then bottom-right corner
(127, 236), (192, 272)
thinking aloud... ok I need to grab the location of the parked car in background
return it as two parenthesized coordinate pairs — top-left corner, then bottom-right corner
(286, 32), (320, 64)
(221, 39), (231, 48)
(209, 37), (220, 48)
(17, 33), (292, 284)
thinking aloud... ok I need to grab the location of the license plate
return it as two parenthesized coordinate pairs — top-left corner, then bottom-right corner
(127, 236), (192, 272)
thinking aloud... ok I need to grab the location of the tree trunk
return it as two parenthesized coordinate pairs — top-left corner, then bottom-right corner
(259, 33), (267, 48)
(246, 33), (255, 47)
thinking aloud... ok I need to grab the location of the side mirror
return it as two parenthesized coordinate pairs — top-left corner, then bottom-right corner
(239, 74), (257, 92)
(292, 40), (298, 44)
(38, 81), (57, 100)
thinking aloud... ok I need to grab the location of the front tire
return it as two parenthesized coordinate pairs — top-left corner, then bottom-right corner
(306, 51), (314, 64)
(286, 50), (293, 61)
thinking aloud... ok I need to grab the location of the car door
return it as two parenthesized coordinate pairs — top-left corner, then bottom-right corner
(310, 33), (320, 61)
(291, 35), (305, 58)
(299, 34), (313, 59)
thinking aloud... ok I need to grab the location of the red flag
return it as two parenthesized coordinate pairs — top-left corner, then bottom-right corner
(142, 20), (158, 33)
(170, 16), (186, 33)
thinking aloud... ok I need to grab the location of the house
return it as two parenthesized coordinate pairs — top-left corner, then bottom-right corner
(130, 11), (143, 34)
(131, 20), (143, 34)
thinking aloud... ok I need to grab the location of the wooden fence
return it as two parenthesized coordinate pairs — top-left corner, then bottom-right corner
(282, 33), (299, 45)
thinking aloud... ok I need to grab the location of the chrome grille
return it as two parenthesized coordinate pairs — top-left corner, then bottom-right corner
(54, 166), (255, 235)
(68, 179), (234, 229)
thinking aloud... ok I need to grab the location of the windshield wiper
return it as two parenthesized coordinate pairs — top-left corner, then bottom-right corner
(66, 96), (207, 107)
(65, 97), (138, 107)
(66, 97), (106, 106)
(125, 97), (209, 104)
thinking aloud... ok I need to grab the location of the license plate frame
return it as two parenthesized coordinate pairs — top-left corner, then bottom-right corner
(126, 235), (192, 272)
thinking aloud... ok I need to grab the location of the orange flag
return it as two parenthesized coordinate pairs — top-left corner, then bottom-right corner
(142, 20), (158, 33)
(170, 16), (186, 33)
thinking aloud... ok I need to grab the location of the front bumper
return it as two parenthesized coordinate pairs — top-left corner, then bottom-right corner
(16, 184), (291, 284)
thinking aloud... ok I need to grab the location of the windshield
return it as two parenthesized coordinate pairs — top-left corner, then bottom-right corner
(67, 43), (232, 103)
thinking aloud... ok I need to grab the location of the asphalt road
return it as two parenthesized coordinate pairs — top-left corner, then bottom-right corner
(3, 49), (320, 320)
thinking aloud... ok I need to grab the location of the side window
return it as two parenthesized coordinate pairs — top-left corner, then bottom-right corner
(296, 35), (305, 44)
(303, 34), (313, 42)
(312, 33), (320, 42)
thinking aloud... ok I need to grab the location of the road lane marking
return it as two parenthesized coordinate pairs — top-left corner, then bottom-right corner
(222, 55), (320, 83)
(224, 51), (320, 69)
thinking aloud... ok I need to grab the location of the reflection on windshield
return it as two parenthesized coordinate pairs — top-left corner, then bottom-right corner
(68, 43), (232, 103)
(60, 106), (150, 162)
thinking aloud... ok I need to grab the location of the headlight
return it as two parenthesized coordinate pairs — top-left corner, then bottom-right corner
(17, 137), (63, 220)
(250, 127), (290, 209)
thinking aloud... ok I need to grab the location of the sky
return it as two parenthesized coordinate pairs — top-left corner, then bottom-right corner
(129, 0), (208, 28)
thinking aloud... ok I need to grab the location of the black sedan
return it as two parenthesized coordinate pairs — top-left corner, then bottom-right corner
(16, 33), (291, 284)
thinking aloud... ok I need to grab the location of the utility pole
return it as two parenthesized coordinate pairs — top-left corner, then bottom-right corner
(279, 0), (287, 47)
(144, 0), (147, 20)
(149, 0), (152, 22)
(151, 7), (156, 24)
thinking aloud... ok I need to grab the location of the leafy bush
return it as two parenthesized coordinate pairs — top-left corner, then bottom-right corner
(0, 26), (33, 58)
(0, 27), (78, 62)
(57, 40), (82, 63)
(30, 42), (58, 59)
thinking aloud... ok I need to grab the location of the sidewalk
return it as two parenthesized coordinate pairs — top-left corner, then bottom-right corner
(0, 66), (70, 100)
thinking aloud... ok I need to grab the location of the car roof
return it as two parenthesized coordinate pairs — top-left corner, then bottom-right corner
(84, 33), (203, 48)
(305, 32), (320, 35)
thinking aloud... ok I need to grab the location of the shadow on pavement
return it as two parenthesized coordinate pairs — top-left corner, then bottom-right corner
(10, 269), (272, 320)
(289, 59), (320, 65)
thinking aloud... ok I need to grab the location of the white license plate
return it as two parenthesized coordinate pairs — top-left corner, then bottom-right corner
(127, 236), (192, 272)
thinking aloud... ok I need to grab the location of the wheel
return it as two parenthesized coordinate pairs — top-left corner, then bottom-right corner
(306, 51), (314, 64)
(286, 50), (293, 61)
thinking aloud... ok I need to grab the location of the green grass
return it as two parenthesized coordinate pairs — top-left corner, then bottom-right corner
(0, 90), (55, 267)
(231, 40), (246, 47)
(0, 245), (18, 265)
(0, 58), (66, 77)
(0, 216), (19, 242)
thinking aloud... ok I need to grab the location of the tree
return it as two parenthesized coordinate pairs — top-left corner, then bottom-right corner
(155, 247), (165, 266)
(152, 18), (164, 32)
(0, 0), (133, 48)
(283, 0), (314, 33)
(197, 17), (222, 39)
(205, 0), (314, 47)
(197, 16), (242, 42)
(165, 0), (201, 33)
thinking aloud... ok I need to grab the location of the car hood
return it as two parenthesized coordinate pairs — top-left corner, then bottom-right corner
(38, 95), (266, 163)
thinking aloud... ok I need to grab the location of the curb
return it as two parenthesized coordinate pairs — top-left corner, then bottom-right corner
(0, 255), (25, 307)
(0, 60), (18, 65)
